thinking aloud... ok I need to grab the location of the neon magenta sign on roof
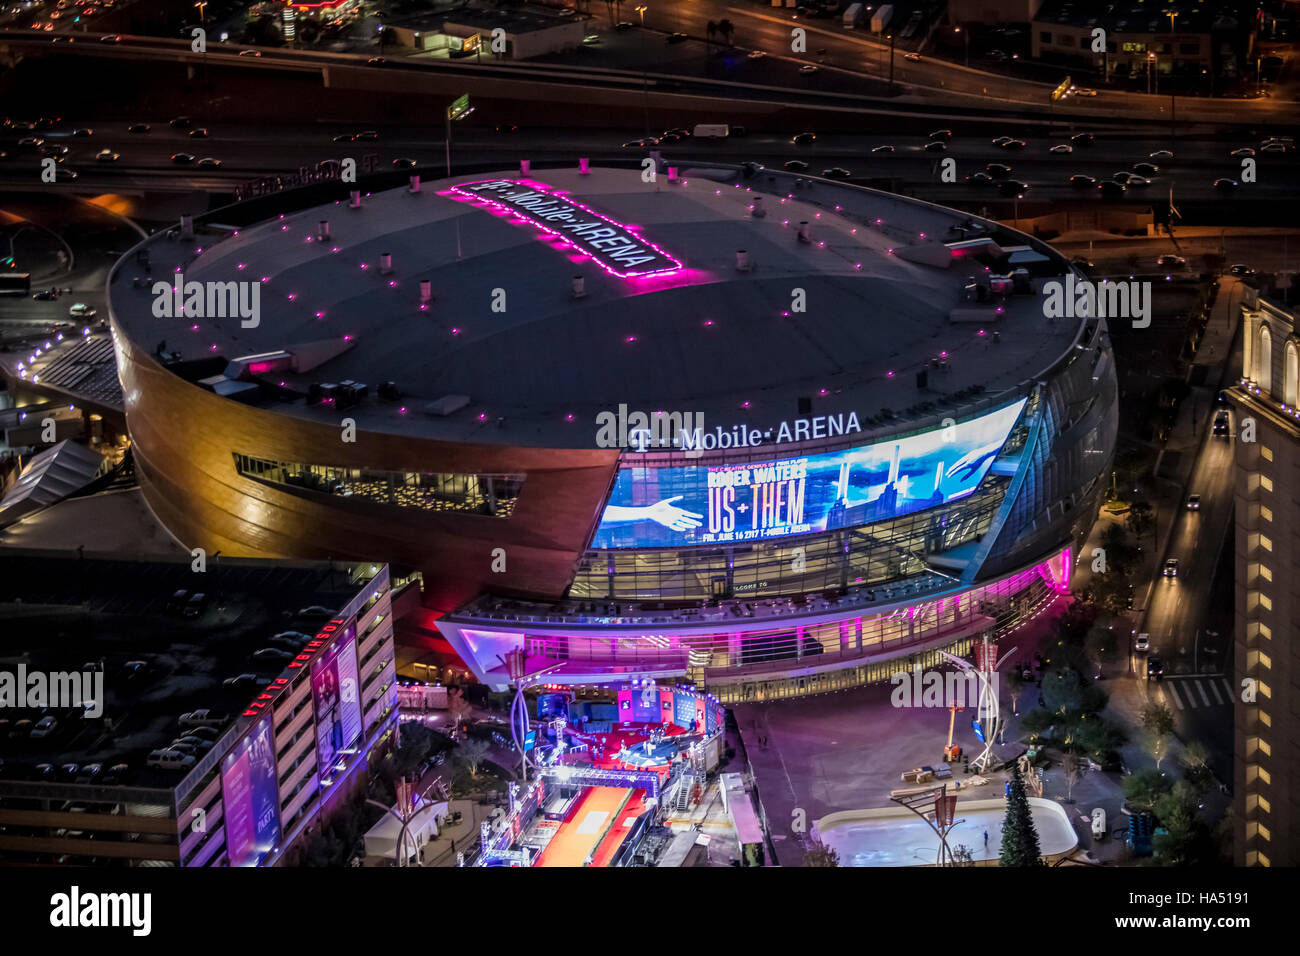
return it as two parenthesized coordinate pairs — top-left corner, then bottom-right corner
(448, 179), (682, 278)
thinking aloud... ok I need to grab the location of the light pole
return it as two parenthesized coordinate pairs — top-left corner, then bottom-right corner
(636, 4), (649, 138)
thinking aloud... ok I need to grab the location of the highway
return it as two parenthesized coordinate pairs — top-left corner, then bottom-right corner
(4, 117), (1299, 214)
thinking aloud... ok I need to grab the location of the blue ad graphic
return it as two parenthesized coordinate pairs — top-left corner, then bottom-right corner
(592, 399), (1026, 549)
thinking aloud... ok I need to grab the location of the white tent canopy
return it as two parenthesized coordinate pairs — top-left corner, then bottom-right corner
(363, 796), (450, 863)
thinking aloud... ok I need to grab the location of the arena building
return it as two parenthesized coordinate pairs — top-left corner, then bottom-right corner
(108, 161), (1118, 701)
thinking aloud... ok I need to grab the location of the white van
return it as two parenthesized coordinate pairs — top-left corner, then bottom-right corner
(693, 124), (730, 138)
(147, 749), (196, 770)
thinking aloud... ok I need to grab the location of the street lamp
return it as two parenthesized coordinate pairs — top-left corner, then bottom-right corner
(635, 4), (649, 138)
(1147, 51), (1157, 96)
(954, 26), (968, 68)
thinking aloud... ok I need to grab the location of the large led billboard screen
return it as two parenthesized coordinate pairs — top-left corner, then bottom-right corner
(221, 712), (281, 868)
(591, 399), (1026, 549)
(310, 627), (363, 785)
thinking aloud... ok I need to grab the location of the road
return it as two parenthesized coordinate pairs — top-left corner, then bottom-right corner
(5, 118), (1299, 216)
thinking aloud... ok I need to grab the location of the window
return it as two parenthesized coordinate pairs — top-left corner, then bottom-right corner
(1059, 34), (1074, 47)
(1261, 446), (1273, 461)
(1260, 505), (1273, 522)
(1260, 475), (1273, 492)
(1121, 41), (1147, 53)
(1259, 534), (1272, 551)
(1260, 565), (1272, 582)
(1040, 31), (1052, 44)
(233, 454), (525, 517)
(1260, 593), (1272, 611)
(1247, 649), (1272, 669)
(1260, 711), (1271, 727)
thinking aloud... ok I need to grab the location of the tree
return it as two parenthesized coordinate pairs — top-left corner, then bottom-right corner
(447, 687), (472, 736)
(803, 838), (839, 867)
(1178, 740), (1212, 792)
(1075, 716), (1126, 762)
(948, 843), (976, 866)
(999, 762), (1044, 867)
(717, 17), (733, 45)
(1123, 768), (1171, 813)
(1153, 780), (1219, 866)
(706, 19), (716, 45)
(1004, 667), (1027, 715)
(1062, 751), (1083, 804)
(456, 738), (492, 778)
(1084, 626), (1119, 678)
(1140, 701), (1175, 769)
(1126, 499), (1154, 543)
(1019, 708), (1055, 738)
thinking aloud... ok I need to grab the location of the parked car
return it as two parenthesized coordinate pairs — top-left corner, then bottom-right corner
(252, 647), (294, 661)
(179, 709), (228, 729)
(183, 592), (207, 618)
(30, 716), (58, 738)
(147, 750), (196, 770)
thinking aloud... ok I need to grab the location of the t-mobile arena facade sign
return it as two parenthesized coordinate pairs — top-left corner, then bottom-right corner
(448, 179), (682, 278)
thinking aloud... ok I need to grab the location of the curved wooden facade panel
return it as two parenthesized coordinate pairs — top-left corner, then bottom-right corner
(111, 322), (621, 614)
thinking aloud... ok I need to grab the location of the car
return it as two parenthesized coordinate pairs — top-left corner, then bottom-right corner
(1073, 87), (1098, 97)
(1230, 147), (1256, 158)
(662, 127), (691, 139)
(1162, 558), (1179, 577)
(871, 145), (894, 153)
(185, 726), (220, 740)
(367, 56), (387, 65)
(1049, 144), (1072, 154)
(621, 138), (658, 148)
(798, 64), (819, 74)
(391, 157), (418, 168)
(252, 647), (294, 661)
(122, 660), (148, 680)
(146, 750), (196, 770)
(32, 763), (56, 778)
(31, 288), (60, 301)
(98, 33), (122, 42)
(71, 127), (92, 137)
(169, 116), (192, 129)
(1112, 171), (1135, 185)
(928, 129), (952, 141)
(179, 709), (228, 729)
(183, 592), (207, 618)
(1132, 162), (1158, 176)
(1213, 410), (1230, 436)
(998, 139), (1027, 150)
(68, 303), (96, 318)
(188, 128), (209, 139)
(272, 630), (312, 645)
(495, 124), (519, 133)
(172, 737), (213, 752)
(1134, 634), (1150, 653)
(332, 133), (356, 143)
(1186, 494), (1201, 511)
(985, 163), (1011, 179)
(1146, 656), (1164, 680)
(746, 49), (766, 59)
(659, 132), (684, 143)
(996, 180), (1027, 197)
(965, 171), (991, 185)
(17, 136), (44, 148)
(1070, 256), (1095, 270)
(1156, 254), (1186, 268)
(75, 763), (103, 783)
(9, 719), (34, 739)
(1149, 150), (1173, 159)
(170, 153), (195, 164)
(223, 673), (260, 688)
(238, 49), (261, 56)
(127, 123), (149, 133)
(1098, 180), (1126, 198)
(666, 32), (688, 43)
(615, 20), (635, 30)
(1071, 133), (1095, 146)
(196, 157), (222, 168)
(1069, 174), (1096, 187)
(904, 52), (922, 62)
(1229, 263), (1255, 277)
(821, 167), (851, 179)
(923, 140), (946, 153)
(94, 149), (119, 162)
(1126, 175), (1151, 187)
(1214, 178), (1238, 191)
(355, 130), (379, 142)
(1260, 142), (1291, 155)
(792, 132), (816, 145)
(101, 764), (129, 785)
(165, 741), (199, 756)
(30, 716), (58, 738)
(782, 160), (810, 172)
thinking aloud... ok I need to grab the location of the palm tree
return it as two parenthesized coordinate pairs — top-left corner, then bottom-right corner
(717, 18), (734, 46)
(706, 19), (717, 46)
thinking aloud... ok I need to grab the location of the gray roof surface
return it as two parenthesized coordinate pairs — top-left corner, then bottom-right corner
(110, 166), (1079, 448)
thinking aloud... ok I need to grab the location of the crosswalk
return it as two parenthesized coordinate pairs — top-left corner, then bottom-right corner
(1159, 676), (1233, 711)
